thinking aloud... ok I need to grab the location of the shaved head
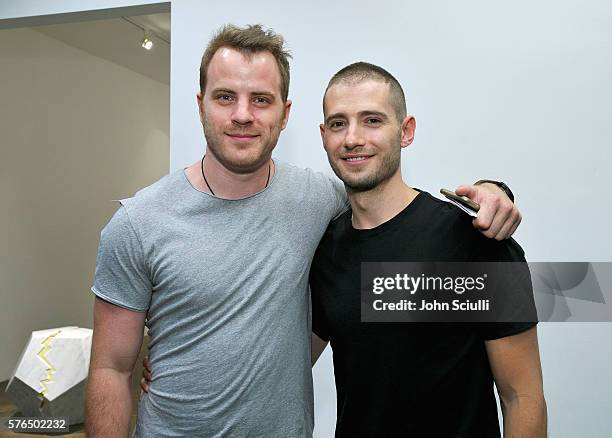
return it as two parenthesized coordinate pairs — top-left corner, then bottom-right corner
(323, 62), (407, 122)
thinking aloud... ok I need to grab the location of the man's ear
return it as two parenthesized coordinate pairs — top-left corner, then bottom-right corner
(280, 99), (292, 130)
(197, 92), (204, 119)
(320, 123), (327, 150)
(400, 116), (416, 148)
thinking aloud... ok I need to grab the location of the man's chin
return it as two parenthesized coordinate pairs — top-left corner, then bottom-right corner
(218, 153), (271, 174)
(334, 175), (373, 192)
(344, 181), (379, 193)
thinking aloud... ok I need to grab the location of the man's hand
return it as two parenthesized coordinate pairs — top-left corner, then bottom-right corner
(311, 333), (329, 366)
(455, 183), (521, 240)
(140, 356), (152, 393)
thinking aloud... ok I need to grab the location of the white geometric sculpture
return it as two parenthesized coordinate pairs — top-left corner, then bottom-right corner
(5, 326), (93, 425)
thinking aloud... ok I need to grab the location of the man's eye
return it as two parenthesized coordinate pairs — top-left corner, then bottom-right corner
(330, 121), (345, 128)
(366, 118), (381, 125)
(217, 95), (234, 102)
(254, 96), (270, 104)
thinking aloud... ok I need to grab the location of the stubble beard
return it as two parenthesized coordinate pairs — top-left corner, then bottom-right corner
(202, 116), (282, 174)
(329, 139), (402, 193)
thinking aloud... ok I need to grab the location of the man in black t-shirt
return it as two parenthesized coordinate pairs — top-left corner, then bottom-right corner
(310, 62), (546, 437)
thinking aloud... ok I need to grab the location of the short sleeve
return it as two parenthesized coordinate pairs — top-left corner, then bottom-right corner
(479, 322), (538, 341)
(91, 203), (152, 312)
(473, 237), (538, 340)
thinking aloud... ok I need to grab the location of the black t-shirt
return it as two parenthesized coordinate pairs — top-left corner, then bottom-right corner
(310, 191), (537, 438)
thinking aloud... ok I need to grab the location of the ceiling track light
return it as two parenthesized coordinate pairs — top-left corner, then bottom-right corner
(141, 33), (154, 50)
(121, 16), (169, 51)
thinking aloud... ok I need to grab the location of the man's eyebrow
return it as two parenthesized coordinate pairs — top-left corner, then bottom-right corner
(358, 110), (389, 120)
(210, 88), (277, 99)
(325, 112), (346, 125)
(211, 88), (236, 95)
(251, 90), (275, 95)
(251, 91), (276, 100)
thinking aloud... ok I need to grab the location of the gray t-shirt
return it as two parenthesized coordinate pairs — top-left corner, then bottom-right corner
(91, 162), (347, 437)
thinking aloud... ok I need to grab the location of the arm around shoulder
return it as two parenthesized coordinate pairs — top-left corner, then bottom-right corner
(455, 181), (522, 240)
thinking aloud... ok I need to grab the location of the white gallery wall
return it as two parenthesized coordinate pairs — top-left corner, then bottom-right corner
(0, 26), (169, 380)
(170, 1), (612, 437)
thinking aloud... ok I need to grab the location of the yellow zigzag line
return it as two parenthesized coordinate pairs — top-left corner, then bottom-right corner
(36, 330), (61, 398)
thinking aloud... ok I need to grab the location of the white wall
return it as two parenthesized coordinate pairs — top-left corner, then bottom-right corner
(0, 27), (169, 380)
(170, 1), (612, 437)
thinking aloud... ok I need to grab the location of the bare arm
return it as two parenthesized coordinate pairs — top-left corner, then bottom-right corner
(485, 326), (547, 438)
(86, 297), (146, 438)
(311, 333), (329, 366)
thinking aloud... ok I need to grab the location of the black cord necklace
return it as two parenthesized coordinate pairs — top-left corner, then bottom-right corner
(200, 155), (271, 197)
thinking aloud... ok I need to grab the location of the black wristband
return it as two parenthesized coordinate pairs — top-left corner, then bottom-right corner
(474, 180), (515, 203)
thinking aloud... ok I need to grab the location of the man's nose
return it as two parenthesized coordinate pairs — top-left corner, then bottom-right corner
(345, 125), (365, 149)
(232, 100), (254, 125)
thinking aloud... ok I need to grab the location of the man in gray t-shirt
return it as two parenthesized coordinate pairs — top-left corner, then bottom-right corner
(85, 24), (523, 437)
(92, 165), (345, 437)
